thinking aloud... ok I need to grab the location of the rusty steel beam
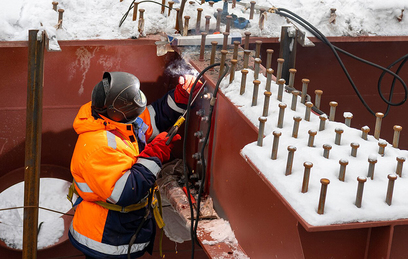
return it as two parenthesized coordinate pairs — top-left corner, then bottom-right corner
(23, 29), (45, 259)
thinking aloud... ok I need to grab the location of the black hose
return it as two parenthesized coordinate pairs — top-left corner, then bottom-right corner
(275, 8), (408, 117)
(119, 0), (172, 27)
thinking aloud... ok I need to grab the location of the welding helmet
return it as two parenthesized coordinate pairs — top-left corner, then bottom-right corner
(91, 72), (147, 124)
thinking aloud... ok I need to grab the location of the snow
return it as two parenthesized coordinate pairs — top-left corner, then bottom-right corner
(0, 0), (407, 41)
(0, 178), (72, 249)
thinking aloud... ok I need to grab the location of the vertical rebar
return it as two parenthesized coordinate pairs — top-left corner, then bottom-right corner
(367, 156), (377, 180)
(302, 162), (313, 193)
(257, 117), (267, 146)
(265, 68), (273, 92)
(361, 126), (370, 140)
(285, 146), (297, 175)
(300, 79), (309, 104)
(338, 159), (349, 181)
(344, 112), (353, 127)
(319, 114), (328, 131)
(291, 90), (299, 111)
(266, 49), (274, 69)
(229, 59), (237, 84)
(255, 40), (262, 58)
(396, 156), (405, 177)
(243, 49), (250, 69)
(374, 112), (384, 140)
(244, 31), (251, 50)
(350, 142), (359, 157)
(168, 1), (174, 16)
(329, 101), (338, 121)
(52, 1), (58, 11)
(277, 78), (285, 102)
(276, 58), (284, 81)
(271, 131), (282, 160)
(292, 116), (302, 138)
(58, 9), (64, 29)
(216, 8), (222, 32)
(317, 178), (330, 214)
(199, 32), (207, 61)
(355, 176), (367, 208)
(323, 144), (332, 159)
(393, 125), (402, 148)
(314, 90), (323, 110)
(205, 15), (211, 33)
(378, 141), (387, 156)
(335, 128), (343, 145)
(262, 91), (272, 117)
(138, 9), (145, 34)
(240, 69), (248, 95)
(305, 102), (313, 122)
(308, 130), (317, 147)
(252, 80), (261, 106)
(210, 41), (217, 66)
(23, 29), (45, 259)
(288, 68), (297, 89)
(278, 103), (287, 128)
(222, 31), (229, 50)
(254, 58), (261, 80)
(226, 15), (232, 33)
(249, 1), (256, 19)
(219, 49), (228, 79)
(183, 16), (190, 36)
(386, 174), (397, 206)
(233, 41), (240, 60)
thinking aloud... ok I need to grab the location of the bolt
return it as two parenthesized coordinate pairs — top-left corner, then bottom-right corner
(216, 9), (222, 32)
(329, 101), (338, 121)
(233, 41), (240, 60)
(226, 15), (232, 33)
(308, 130), (317, 147)
(374, 112), (384, 140)
(192, 153), (201, 159)
(249, 1), (256, 19)
(201, 116), (209, 122)
(262, 91), (272, 117)
(278, 103), (287, 128)
(355, 176), (367, 208)
(194, 131), (203, 138)
(301, 79), (310, 104)
(254, 58), (262, 80)
(183, 16), (190, 36)
(350, 142), (360, 157)
(240, 69), (248, 95)
(243, 50), (251, 69)
(386, 174), (398, 206)
(255, 40), (262, 58)
(285, 146), (297, 176)
(291, 90), (300, 111)
(244, 31), (251, 50)
(317, 178), (330, 214)
(175, 8), (180, 32)
(323, 144), (332, 159)
(259, 8), (266, 30)
(314, 90), (323, 110)
(276, 58), (285, 81)
(205, 15), (211, 33)
(199, 32), (207, 61)
(378, 141), (387, 156)
(288, 68), (297, 89)
(210, 41), (217, 66)
(335, 128), (343, 145)
(396, 156), (406, 177)
(338, 159), (349, 182)
(367, 156), (377, 180)
(252, 80), (261, 106)
(168, 1), (174, 16)
(271, 131), (282, 160)
(161, 0), (166, 14)
(257, 116), (267, 146)
(52, 1), (58, 11)
(305, 102), (313, 122)
(302, 162), (313, 193)
(138, 9), (145, 34)
(196, 109), (205, 117)
(229, 59), (238, 84)
(219, 49), (228, 79)
(361, 126), (370, 140)
(266, 49), (274, 70)
(222, 31), (229, 50)
(319, 114), (328, 131)
(58, 9), (64, 29)
(277, 79), (285, 102)
(265, 68), (274, 92)
(393, 125), (402, 148)
(292, 116), (302, 138)
(344, 112), (353, 127)
(196, 8), (203, 34)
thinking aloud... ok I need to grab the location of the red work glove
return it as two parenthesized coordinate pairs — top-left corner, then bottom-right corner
(174, 75), (203, 104)
(138, 132), (181, 163)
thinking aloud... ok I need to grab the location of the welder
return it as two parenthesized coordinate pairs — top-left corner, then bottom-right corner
(68, 71), (202, 259)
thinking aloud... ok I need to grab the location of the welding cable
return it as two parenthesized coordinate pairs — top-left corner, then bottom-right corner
(0, 205), (74, 216)
(182, 62), (229, 259)
(119, 0), (173, 27)
(275, 8), (408, 117)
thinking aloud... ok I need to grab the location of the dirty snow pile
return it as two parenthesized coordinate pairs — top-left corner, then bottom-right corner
(0, 178), (72, 249)
(0, 0), (407, 41)
(220, 69), (408, 226)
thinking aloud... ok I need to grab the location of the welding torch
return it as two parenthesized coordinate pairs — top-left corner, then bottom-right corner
(166, 80), (207, 145)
